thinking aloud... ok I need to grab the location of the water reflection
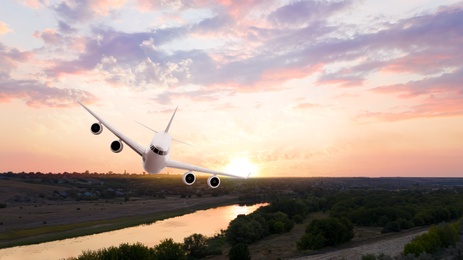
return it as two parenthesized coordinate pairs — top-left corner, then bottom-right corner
(0, 203), (267, 260)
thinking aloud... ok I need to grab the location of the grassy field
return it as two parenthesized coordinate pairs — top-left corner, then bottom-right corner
(0, 178), (241, 249)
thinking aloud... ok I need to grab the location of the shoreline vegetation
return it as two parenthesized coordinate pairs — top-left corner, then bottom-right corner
(3, 172), (463, 259)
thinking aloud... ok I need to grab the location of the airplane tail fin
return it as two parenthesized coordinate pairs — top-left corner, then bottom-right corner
(165, 106), (178, 133)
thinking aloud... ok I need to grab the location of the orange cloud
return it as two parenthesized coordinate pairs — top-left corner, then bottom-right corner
(19, 0), (42, 9)
(0, 22), (12, 35)
(91, 0), (126, 16)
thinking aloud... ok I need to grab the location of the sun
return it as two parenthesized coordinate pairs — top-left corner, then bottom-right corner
(224, 157), (259, 177)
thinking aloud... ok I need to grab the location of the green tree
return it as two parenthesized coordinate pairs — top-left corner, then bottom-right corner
(184, 233), (207, 258)
(298, 217), (354, 250)
(76, 243), (151, 260)
(228, 243), (251, 260)
(117, 243), (151, 259)
(153, 238), (186, 260)
(273, 221), (285, 234)
(226, 216), (263, 245)
(297, 232), (326, 250)
(404, 241), (425, 257)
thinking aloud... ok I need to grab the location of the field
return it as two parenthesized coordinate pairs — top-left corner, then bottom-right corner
(206, 213), (427, 260)
(0, 178), (240, 248)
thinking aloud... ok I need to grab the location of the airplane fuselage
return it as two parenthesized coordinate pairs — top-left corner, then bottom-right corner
(142, 132), (171, 174)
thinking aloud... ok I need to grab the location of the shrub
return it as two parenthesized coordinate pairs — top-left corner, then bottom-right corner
(153, 238), (186, 260)
(297, 217), (354, 250)
(228, 243), (251, 260)
(184, 233), (207, 258)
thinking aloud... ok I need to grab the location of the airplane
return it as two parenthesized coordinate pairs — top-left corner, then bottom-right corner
(78, 102), (249, 188)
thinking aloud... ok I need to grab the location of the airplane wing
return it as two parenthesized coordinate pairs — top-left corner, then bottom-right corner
(78, 102), (145, 156)
(166, 159), (250, 179)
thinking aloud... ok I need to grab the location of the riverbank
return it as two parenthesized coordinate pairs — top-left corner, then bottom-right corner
(0, 195), (240, 249)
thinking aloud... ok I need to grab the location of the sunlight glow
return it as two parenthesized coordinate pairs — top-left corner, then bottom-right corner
(224, 157), (259, 177)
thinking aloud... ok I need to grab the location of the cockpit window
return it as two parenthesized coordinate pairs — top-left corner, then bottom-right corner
(150, 145), (168, 156)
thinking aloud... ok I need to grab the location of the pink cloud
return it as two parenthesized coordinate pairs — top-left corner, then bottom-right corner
(54, 0), (127, 22)
(19, 0), (43, 9)
(373, 69), (463, 98)
(0, 43), (32, 76)
(365, 68), (463, 121)
(358, 93), (463, 122)
(0, 79), (98, 108)
(293, 102), (321, 110)
(33, 28), (62, 45)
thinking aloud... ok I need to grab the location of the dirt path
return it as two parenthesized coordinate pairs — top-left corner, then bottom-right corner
(292, 228), (427, 260)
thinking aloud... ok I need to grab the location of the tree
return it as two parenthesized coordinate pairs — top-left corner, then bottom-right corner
(404, 240), (425, 256)
(226, 216), (263, 245)
(273, 221), (285, 233)
(298, 217), (354, 250)
(297, 232), (326, 250)
(76, 243), (151, 260)
(184, 233), (207, 258)
(153, 238), (186, 260)
(228, 243), (251, 260)
(117, 243), (151, 260)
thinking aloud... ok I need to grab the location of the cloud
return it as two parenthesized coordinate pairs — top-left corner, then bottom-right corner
(192, 15), (233, 34)
(269, 0), (353, 27)
(293, 102), (322, 110)
(54, 0), (127, 22)
(360, 68), (463, 121)
(33, 28), (63, 45)
(38, 0), (463, 103)
(47, 26), (190, 76)
(315, 3), (463, 87)
(153, 86), (234, 104)
(373, 69), (463, 98)
(0, 78), (97, 108)
(0, 43), (94, 108)
(18, 0), (45, 9)
(0, 22), (12, 35)
(0, 43), (31, 78)
(357, 96), (463, 122)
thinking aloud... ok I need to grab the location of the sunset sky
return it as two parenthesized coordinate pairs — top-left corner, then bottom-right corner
(1, 0), (462, 177)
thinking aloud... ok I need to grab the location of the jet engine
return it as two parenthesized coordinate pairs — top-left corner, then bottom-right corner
(207, 176), (220, 189)
(182, 171), (196, 185)
(110, 140), (123, 153)
(91, 122), (103, 135)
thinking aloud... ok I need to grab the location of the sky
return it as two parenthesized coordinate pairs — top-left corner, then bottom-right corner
(0, 0), (462, 178)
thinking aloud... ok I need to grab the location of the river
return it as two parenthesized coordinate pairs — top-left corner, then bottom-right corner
(0, 203), (267, 260)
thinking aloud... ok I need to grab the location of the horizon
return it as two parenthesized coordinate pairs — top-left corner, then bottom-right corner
(3, 171), (463, 179)
(1, 1), (463, 177)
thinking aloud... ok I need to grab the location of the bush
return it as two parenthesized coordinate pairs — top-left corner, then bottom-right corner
(226, 215), (264, 245)
(297, 217), (354, 250)
(403, 222), (459, 256)
(184, 233), (207, 258)
(297, 232), (326, 250)
(0, 203), (6, 209)
(382, 221), (401, 233)
(153, 238), (186, 260)
(361, 254), (376, 260)
(228, 243), (251, 260)
(75, 243), (151, 260)
(293, 214), (304, 224)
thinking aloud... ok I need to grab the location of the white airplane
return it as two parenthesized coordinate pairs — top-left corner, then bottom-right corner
(78, 102), (249, 188)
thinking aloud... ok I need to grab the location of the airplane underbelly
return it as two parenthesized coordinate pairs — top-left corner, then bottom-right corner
(143, 153), (166, 174)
